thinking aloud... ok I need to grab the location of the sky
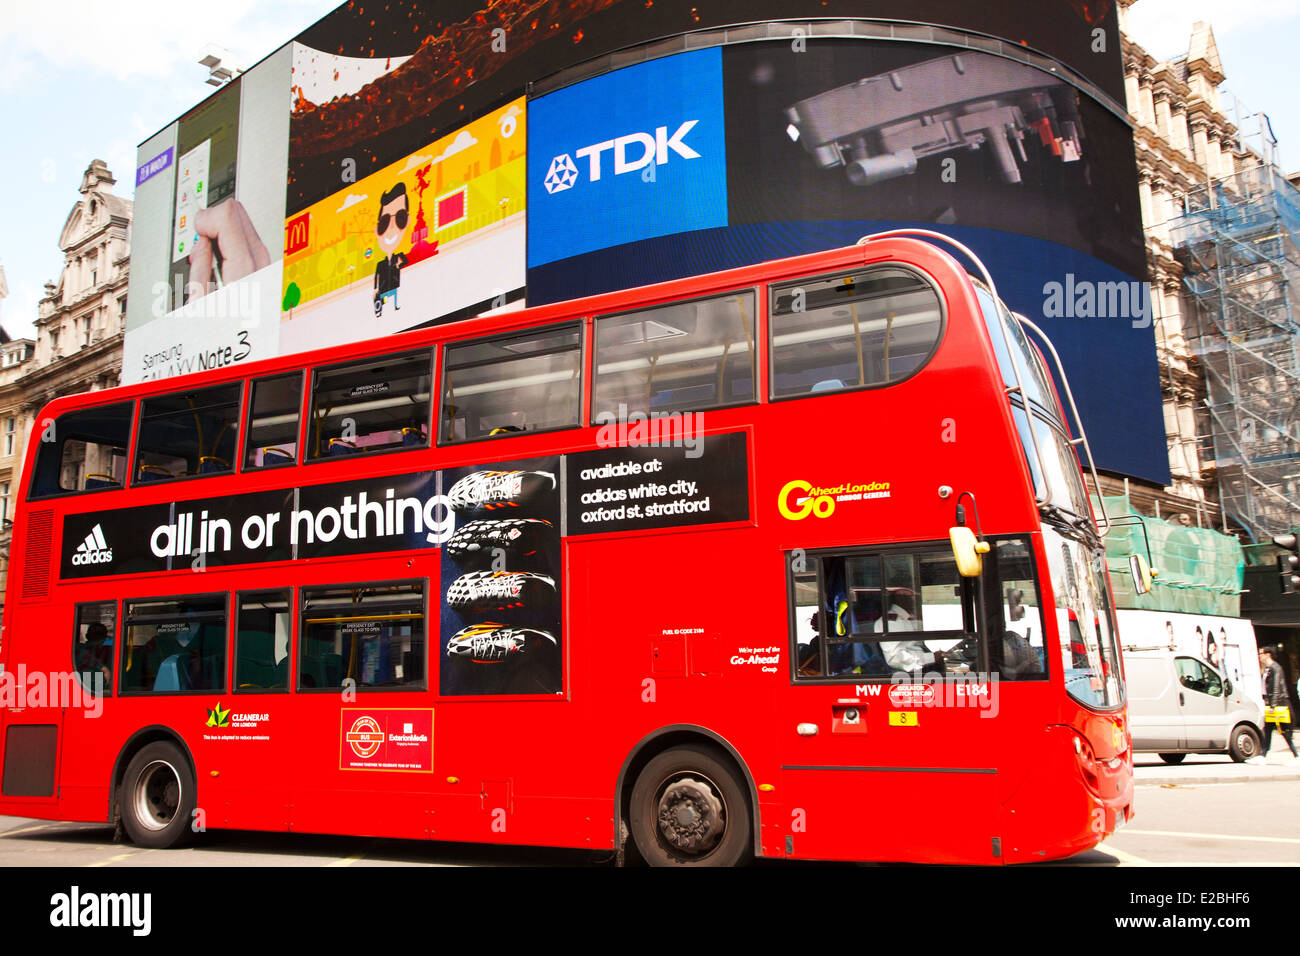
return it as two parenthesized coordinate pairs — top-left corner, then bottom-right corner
(0, 0), (1298, 342)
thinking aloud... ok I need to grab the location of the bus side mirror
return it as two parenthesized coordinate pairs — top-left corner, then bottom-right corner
(950, 527), (989, 578)
(1129, 554), (1154, 595)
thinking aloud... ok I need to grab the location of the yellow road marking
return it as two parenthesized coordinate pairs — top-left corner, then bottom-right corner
(0, 822), (61, 838)
(328, 850), (366, 867)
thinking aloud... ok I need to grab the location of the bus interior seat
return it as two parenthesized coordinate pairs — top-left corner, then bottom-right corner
(401, 427), (424, 446)
(328, 438), (357, 456)
(262, 447), (293, 465)
(138, 464), (172, 482)
(301, 654), (344, 688)
(153, 654), (192, 692)
(237, 631), (277, 687)
(811, 379), (845, 393)
(84, 473), (120, 490)
(199, 456), (229, 474)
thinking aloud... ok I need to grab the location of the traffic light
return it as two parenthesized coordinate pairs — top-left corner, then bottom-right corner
(1275, 533), (1300, 593)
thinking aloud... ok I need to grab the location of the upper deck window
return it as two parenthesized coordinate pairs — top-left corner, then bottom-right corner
(440, 323), (581, 443)
(29, 401), (133, 498)
(244, 373), (302, 470)
(592, 291), (756, 422)
(308, 350), (432, 460)
(134, 383), (242, 484)
(770, 267), (943, 399)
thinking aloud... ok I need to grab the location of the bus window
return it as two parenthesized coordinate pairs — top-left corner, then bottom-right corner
(73, 602), (117, 697)
(135, 383), (242, 484)
(440, 323), (581, 443)
(120, 595), (227, 695)
(235, 590), (291, 692)
(770, 267), (942, 398)
(790, 545), (974, 681)
(977, 537), (1048, 681)
(244, 373), (302, 470)
(592, 291), (755, 420)
(299, 582), (425, 690)
(308, 350), (431, 459)
(792, 569), (822, 677)
(29, 400), (132, 497)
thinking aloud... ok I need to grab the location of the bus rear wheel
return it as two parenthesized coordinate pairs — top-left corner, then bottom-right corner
(629, 745), (752, 867)
(119, 742), (197, 849)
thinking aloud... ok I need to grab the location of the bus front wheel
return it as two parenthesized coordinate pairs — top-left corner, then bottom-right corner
(119, 742), (197, 849)
(629, 744), (752, 867)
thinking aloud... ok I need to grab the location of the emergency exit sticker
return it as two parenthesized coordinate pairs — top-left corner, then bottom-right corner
(888, 712), (919, 727)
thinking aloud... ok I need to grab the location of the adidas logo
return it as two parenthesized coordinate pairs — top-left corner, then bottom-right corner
(72, 524), (113, 566)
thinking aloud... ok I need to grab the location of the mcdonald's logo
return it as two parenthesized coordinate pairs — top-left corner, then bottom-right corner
(285, 212), (311, 255)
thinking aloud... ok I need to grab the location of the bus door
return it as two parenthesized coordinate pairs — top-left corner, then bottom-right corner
(782, 541), (1034, 863)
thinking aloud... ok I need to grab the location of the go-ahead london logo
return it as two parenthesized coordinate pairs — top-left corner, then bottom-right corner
(544, 154), (579, 194)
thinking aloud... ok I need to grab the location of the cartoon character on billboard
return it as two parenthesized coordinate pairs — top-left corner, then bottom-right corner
(373, 182), (410, 317)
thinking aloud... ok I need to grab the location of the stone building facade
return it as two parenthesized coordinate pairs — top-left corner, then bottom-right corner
(1114, 3), (1253, 529)
(0, 160), (130, 613)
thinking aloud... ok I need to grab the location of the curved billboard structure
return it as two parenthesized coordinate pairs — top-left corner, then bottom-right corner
(126, 0), (1164, 481)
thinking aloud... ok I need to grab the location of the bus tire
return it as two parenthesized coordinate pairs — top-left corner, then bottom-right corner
(1228, 724), (1262, 763)
(1157, 753), (1186, 765)
(629, 744), (752, 867)
(119, 742), (197, 849)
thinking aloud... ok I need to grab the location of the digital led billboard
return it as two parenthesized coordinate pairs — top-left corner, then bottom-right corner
(126, 0), (1162, 481)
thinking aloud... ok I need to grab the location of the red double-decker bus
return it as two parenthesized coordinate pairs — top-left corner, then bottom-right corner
(0, 234), (1131, 865)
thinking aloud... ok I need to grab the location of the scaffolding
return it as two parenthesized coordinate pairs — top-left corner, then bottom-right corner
(1171, 162), (1300, 544)
(1099, 494), (1245, 617)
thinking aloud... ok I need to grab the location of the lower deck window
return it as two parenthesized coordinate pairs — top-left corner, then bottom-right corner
(791, 538), (1045, 682)
(121, 595), (227, 694)
(299, 582), (425, 690)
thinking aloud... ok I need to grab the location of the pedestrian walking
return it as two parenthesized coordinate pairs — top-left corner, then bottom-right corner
(1248, 647), (1300, 765)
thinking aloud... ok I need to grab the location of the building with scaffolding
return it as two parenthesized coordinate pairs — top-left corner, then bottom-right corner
(1172, 164), (1300, 544)
(1120, 3), (1300, 659)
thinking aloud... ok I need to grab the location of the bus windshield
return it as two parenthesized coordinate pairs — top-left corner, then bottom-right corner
(1042, 523), (1123, 709)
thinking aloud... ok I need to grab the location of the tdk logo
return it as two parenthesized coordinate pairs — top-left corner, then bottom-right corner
(543, 120), (701, 194)
(72, 524), (113, 566)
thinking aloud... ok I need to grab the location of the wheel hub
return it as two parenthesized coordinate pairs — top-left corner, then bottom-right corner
(136, 761), (181, 831)
(657, 776), (724, 853)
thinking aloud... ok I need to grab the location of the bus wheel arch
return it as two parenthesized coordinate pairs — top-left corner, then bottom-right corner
(109, 727), (199, 847)
(616, 726), (759, 866)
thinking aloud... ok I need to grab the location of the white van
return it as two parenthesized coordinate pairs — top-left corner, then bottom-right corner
(1118, 610), (1265, 764)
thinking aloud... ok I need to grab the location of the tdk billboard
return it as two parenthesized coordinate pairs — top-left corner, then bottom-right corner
(528, 48), (727, 268)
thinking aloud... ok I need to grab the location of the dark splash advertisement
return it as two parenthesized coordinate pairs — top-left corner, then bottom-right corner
(437, 457), (563, 696)
(287, 0), (1122, 214)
